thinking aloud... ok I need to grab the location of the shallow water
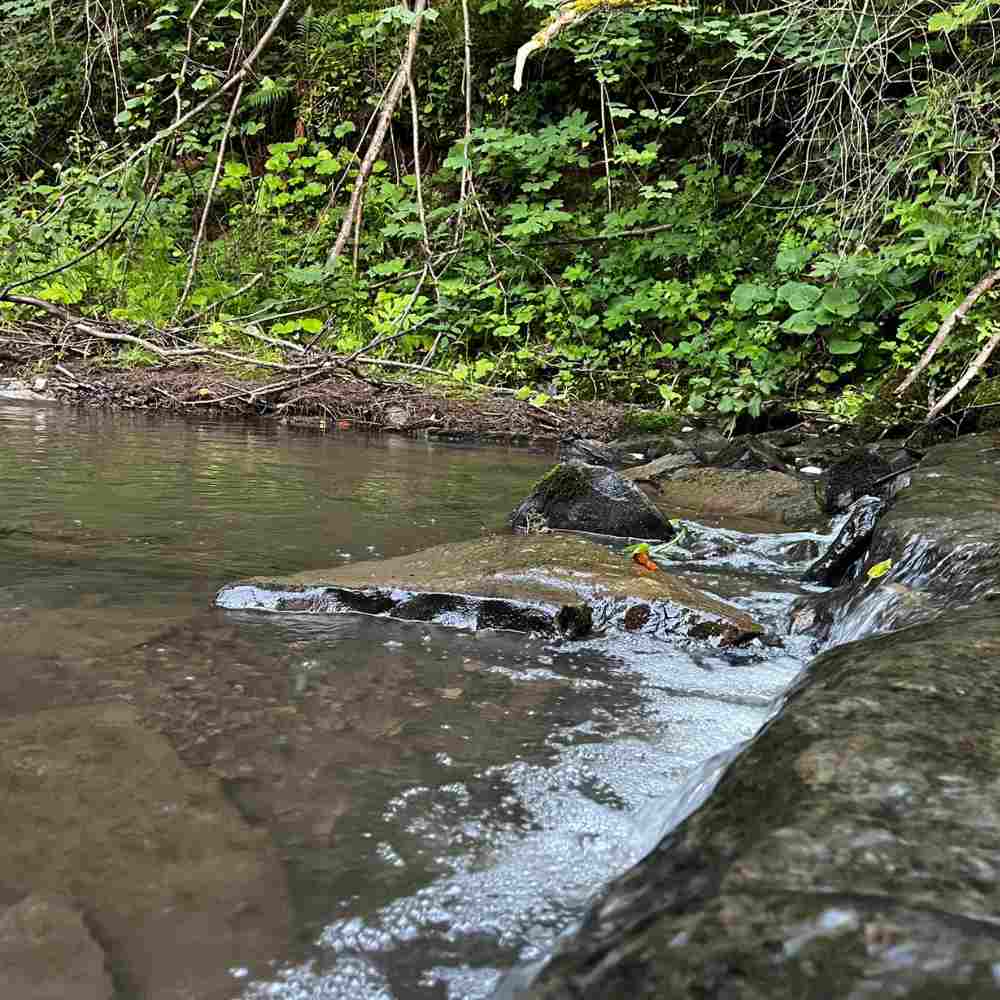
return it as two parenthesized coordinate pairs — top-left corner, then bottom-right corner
(0, 400), (821, 999)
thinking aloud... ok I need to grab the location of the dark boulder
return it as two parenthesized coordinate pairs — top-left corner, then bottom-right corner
(509, 462), (675, 540)
(708, 436), (797, 475)
(802, 495), (883, 586)
(793, 433), (1000, 646)
(818, 447), (893, 513)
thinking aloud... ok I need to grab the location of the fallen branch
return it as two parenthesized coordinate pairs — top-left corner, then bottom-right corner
(896, 267), (1000, 397)
(927, 329), (1000, 423)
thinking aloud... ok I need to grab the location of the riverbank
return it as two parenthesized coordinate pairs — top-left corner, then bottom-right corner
(0, 356), (639, 447)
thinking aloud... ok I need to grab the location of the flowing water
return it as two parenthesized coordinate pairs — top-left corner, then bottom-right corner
(0, 399), (823, 999)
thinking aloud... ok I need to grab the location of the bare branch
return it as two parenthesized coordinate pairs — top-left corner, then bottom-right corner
(896, 268), (1000, 396)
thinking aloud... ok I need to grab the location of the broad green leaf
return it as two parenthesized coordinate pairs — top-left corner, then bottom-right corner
(731, 282), (772, 312)
(782, 310), (819, 334)
(777, 281), (822, 311)
(827, 338), (863, 354)
(775, 246), (811, 273)
(821, 286), (861, 318)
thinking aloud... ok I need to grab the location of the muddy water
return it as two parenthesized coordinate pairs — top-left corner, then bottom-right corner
(0, 400), (819, 999)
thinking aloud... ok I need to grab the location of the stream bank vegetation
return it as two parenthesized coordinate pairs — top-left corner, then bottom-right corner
(1, 0), (999, 435)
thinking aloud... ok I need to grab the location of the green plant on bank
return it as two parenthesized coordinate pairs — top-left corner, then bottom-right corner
(1, 0), (1000, 426)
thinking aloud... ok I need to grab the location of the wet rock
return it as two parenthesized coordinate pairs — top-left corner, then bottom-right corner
(643, 467), (822, 527)
(803, 495), (883, 587)
(781, 538), (821, 563)
(794, 433), (1000, 645)
(555, 603), (593, 639)
(819, 447), (893, 513)
(558, 437), (626, 466)
(519, 603), (1000, 1000)
(619, 452), (700, 483)
(0, 894), (112, 1000)
(0, 704), (290, 999)
(708, 436), (796, 475)
(217, 532), (760, 638)
(0, 378), (57, 402)
(510, 462), (675, 540)
(622, 603), (652, 631)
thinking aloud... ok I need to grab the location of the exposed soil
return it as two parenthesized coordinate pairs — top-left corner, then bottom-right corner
(0, 354), (636, 447)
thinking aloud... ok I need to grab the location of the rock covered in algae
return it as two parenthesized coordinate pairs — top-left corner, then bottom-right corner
(518, 602), (1000, 999)
(217, 532), (759, 637)
(509, 461), (675, 540)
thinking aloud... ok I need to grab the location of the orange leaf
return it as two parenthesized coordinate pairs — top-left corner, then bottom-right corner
(632, 551), (659, 572)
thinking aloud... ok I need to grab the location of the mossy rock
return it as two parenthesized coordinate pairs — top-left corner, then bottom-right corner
(510, 461), (675, 540)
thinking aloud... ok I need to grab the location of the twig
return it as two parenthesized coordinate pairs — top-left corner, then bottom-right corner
(173, 76), (247, 319)
(0, 201), (139, 297)
(535, 223), (674, 246)
(179, 272), (265, 327)
(927, 329), (1000, 422)
(326, 0), (429, 268)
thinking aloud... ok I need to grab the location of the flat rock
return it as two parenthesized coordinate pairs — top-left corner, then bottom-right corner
(217, 532), (760, 636)
(0, 894), (112, 1000)
(0, 704), (290, 1000)
(640, 467), (822, 527)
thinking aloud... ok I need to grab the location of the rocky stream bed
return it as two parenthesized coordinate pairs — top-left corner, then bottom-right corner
(4, 401), (1000, 999)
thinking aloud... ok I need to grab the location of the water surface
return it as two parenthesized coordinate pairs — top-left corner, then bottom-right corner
(0, 400), (818, 999)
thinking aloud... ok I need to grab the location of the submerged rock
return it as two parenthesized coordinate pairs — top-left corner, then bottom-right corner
(518, 603), (1000, 999)
(509, 462), (675, 540)
(0, 894), (112, 1000)
(217, 532), (760, 639)
(802, 495), (883, 586)
(0, 704), (290, 999)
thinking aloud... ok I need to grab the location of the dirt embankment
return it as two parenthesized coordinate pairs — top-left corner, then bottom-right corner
(0, 357), (634, 447)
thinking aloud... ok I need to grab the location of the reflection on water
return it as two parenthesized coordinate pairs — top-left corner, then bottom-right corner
(0, 400), (820, 1000)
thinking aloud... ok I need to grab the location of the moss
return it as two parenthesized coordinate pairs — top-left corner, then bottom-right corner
(620, 409), (678, 436)
(855, 372), (930, 442)
(972, 377), (1000, 430)
(533, 462), (593, 504)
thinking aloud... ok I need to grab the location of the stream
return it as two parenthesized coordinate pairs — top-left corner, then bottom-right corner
(0, 399), (823, 999)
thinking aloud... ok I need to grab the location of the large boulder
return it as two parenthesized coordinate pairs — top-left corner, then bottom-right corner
(509, 462), (675, 540)
(0, 895), (112, 1000)
(517, 603), (1000, 1000)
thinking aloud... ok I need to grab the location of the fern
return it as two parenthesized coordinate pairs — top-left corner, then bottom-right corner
(245, 76), (293, 111)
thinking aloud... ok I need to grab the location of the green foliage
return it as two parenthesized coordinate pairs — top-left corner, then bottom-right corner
(3, 0), (1000, 423)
